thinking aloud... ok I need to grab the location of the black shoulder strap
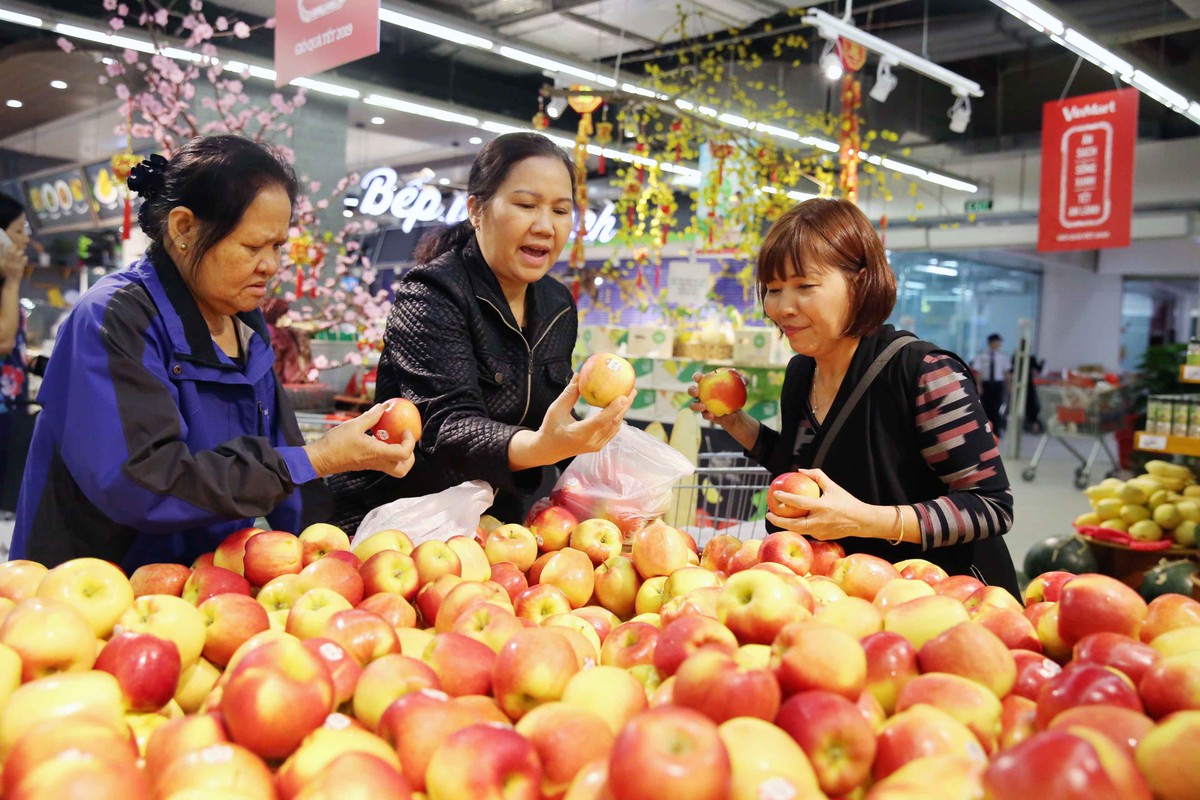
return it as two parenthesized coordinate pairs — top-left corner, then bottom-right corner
(812, 336), (917, 469)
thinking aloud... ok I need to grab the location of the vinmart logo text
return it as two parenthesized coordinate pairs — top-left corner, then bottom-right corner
(1062, 101), (1117, 122)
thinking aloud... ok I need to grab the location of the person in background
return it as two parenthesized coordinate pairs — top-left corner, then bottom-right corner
(972, 332), (1012, 437)
(330, 132), (632, 532)
(0, 193), (31, 513)
(690, 198), (1018, 596)
(12, 135), (416, 571)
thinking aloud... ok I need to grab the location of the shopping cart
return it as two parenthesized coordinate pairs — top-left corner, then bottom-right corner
(1021, 375), (1131, 489)
(665, 452), (772, 545)
(293, 411), (356, 444)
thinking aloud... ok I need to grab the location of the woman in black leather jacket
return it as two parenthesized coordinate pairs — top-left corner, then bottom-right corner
(332, 132), (632, 530)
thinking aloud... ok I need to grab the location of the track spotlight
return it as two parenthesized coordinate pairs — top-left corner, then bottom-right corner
(819, 37), (844, 81)
(546, 97), (567, 119)
(869, 58), (898, 103)
(948, 91), (972, 133)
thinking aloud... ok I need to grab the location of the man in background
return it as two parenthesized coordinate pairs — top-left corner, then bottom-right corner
(972, 333), (1011, 437)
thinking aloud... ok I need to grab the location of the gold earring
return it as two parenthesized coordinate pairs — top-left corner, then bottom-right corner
(178, 241), (187, 250)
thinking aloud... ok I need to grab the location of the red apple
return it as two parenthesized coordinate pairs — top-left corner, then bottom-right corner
(485, 524), (539, 572)
(1134, 708), (1200, 800)
(1057, 573), (1147, 649)
(493, 626), (580, 720)
(356, 592), (417, 630)
(701, 534), (741, 573)
(451, 601), (524, 653)
(933, 574), (986, 603)
(717, 569), (811, 645)
(299, 557), (364, 606)
(352, 653), (440, 732)
(697, 368), (748, 416)
(570, 519), (625, 566)
(1072, 631), (1161, 687)
(298, 522), (352, 565)
(829, 553), (902, 601)
(303, 637), (362, 708)
(896, 671), (1004, 753)
(435, 581), (512, 632)
(630, 521), (692, 580)
(1047, 705), (1153, 759)
(561, 664), (648, 736)
(862, 630), (920, 715)
(540, 547), (596, 608)
(918, 621), (1016, 698)
(771, 620), (867, 699)
(673, 645), (782, 723)
(573, 606), (619, 644)
(425, 723), (542, 800)
(726, 539), (762, 573)
(487, 561), (529, 602)
(422, 631), (496, 697)
(766, 471), (821, 518)
(94, 630), (181, 712)
(181, 564), (251, 605)
(213, 527), (264, 576)
(895, 558), (950, 585)
(220, 637), (336, 759)
(371, 397), (421, 443)
(757, 530), (814, 575)
(607, 707), (731, 800)
(415, 573), (463, 625)
(872, 704), (986, 781)
(1011, 648), (1063, 701)
(593, 555), (642, 619)
(1035, 662), (1144, 729)
(411, 540), (462, 587)
(0, 597), (97, 681)
(1140, 593), (1200, 643)
(982, 729), (1151, 800)
(654, 614), (738, 677)
(377, 689), (476, 792)
(515, 702), (615, 797)
(154, 741), (276, 800)
(2, 717), (140, 798)
(808, 541), (846, 577)
(293, 750), (413, 800)
(130, 563), (192, 598)
(359, 549), (419, 601)
(578, 353), (635, 408)
(1000, 693), (1039, 750)
(1023, 570), (1075, 605)
(321, 608), (401, 666)
(599, 620), (659, 669)
(515, 583), (573, 625)
(530, 505), (580, 552)
(144, 713), (228, 784)
(243, 531), (305, 587)
(775, 689), (876, 796)
(1138, 651), (1200, 718)
(973, 605), (1042, 652)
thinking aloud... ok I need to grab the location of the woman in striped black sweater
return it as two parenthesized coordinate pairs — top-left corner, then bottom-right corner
(691, 198), (1018, 596)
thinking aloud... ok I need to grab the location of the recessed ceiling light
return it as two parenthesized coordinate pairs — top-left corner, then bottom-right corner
(469, 136), (482, 144)
(50, 80), (68, 89)
(438, 178), (450, 185)
(370, 116), (385, 125)
(5, 100), (21, 108)
(343, 210), (353, 218)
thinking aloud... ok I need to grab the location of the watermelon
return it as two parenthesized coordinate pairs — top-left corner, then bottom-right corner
(1140, 560), (1199, 602)
(1023, 536), (1098, 579)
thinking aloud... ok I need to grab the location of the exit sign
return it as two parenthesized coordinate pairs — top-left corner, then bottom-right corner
(965, 198), (994, 213)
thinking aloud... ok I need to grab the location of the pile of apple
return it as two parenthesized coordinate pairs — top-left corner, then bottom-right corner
(4, 511), (1200, 800)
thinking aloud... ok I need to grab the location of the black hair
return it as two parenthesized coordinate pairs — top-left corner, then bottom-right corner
(412, 132), (576, 265)
(129, 135), (298, 268)
(0, 192), (24, 230)
(988, 333), (1003, 343)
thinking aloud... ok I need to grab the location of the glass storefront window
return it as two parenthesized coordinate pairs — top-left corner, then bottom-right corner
(887, 252), (1042, 361)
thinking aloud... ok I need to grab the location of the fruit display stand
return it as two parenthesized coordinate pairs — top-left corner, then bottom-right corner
(1072, 530), (1198, 592)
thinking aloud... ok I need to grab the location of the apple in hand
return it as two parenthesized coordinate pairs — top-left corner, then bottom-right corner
(371, 397), (421, 443)
(766, 471), (821, 518)
(697, 368), (748, 417)
(94, 631), (181, 712)
(578, 353), (635, 408)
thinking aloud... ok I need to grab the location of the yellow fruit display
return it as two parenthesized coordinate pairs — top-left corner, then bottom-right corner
(1178, 500), (1200, 523)
(1148, 489), (1171, 511)
(1184, 485), (1200, 499)
(1085, 484), (1119, 503)
(1153, 504), (1183, 531)
(1120, 504), (1151, 525)
(1173, 520), (1198, 548)
(1145, 459), (1194, 481)
(1074, 512), (1101, 528)
(1102, 518), (1130, 533)
(1117, 484), (1148, 506)
(1095, 498), (1123, 521)
(1128, 519), (1164, 542)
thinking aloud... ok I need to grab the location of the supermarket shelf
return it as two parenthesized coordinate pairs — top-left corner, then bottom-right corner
(1135, 431), (1200, 456)
(1181, 365), (1200, 384)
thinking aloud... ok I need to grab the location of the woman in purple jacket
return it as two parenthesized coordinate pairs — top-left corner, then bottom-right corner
(12, 136), (414, 570)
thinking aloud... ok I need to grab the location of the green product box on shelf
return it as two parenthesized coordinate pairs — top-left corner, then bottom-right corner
(652, 358), (708, 392)
(632, 358), (655, 389)
(625, 386), (659, 422)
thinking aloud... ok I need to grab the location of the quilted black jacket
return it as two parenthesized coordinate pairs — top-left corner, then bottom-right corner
(329, 237), (577, 531)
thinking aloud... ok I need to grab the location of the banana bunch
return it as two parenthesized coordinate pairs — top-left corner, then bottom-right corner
(1076, 460), (1200, 546)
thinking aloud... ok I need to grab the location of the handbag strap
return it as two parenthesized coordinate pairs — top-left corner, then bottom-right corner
(812, 336), (917, 470)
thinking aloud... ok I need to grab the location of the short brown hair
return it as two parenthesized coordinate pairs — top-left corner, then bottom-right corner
(756, 198), (896, 338)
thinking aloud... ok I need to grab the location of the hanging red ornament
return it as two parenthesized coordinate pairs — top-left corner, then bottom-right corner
(595, 116), (614, 176)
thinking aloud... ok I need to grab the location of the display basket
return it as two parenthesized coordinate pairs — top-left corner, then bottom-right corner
(1074, 527), (1199, 591)
(666, 452), (771, 545)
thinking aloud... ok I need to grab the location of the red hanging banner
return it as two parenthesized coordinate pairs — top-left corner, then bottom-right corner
(1038, 88), (1138, 252)
(274, 0), (381, 87)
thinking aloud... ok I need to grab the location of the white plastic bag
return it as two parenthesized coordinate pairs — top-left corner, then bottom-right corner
(537, 423), (694, 540)
(352, 480), (496, 548)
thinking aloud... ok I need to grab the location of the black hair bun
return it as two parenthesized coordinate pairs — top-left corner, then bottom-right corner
(127, 153), (170, 200)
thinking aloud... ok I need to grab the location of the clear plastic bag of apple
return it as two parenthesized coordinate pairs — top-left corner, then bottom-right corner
(542, 421), (695, 541)
(351, 479), (496, 548)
